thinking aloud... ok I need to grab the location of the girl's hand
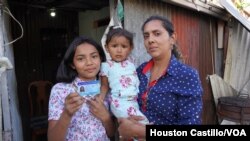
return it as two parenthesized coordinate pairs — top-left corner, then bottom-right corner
(96, 94), (105, 102)
(64, 92), (85, 117)
(87, 96), (110, 122)
(88, 96), (115, 137)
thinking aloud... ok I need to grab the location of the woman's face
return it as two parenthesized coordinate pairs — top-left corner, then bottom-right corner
(72, 43), (101, 81)
(143, 20), (175, 59)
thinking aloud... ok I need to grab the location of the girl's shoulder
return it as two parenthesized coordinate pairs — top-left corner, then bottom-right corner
(51, 82), (73, 93)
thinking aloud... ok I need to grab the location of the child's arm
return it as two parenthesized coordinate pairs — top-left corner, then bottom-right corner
(100, 75), (109, 101)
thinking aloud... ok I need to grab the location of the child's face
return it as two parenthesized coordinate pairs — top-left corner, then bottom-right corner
(106, 36), (132, 62)
(72, 43), (101, 81)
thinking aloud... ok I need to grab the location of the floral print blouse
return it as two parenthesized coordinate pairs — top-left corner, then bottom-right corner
(48, 77), (110, 141)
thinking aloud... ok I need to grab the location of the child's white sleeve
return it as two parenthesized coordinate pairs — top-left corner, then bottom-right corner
(100, 62), (108, 77)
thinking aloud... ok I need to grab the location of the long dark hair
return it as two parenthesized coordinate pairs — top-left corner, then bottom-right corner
(56, 36), (106, 83)
(141, 15), (183, 60)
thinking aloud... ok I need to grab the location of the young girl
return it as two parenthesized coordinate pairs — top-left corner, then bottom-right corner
(48, 36), (115, 141)
(100, 27), (149, 124)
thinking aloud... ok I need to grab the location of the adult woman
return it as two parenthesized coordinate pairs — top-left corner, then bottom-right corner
(48, 36), (115, 141)
(118, 15), (203, 140)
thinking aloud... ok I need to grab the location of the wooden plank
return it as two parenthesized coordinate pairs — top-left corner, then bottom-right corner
(209, 74), (237, 106)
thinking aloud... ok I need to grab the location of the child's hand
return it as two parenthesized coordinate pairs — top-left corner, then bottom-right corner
(64, 92), (85, 117)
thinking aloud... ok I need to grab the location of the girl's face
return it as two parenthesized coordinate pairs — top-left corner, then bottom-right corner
(72, 43), (101, 81)
(143, 20), (175, 59)
(105, 36), (132, 62)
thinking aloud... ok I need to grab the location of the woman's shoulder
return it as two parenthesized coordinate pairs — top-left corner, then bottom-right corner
(171, 58), (199, 77)
(170, 60), (203, 96)
(137, 62), (148, 71)
(179, 63), (198, 75)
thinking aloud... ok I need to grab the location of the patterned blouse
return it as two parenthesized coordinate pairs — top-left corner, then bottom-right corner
(48, 77), (110, 141)
(100, 59), (149, 124)
(137, 55), (203, 125)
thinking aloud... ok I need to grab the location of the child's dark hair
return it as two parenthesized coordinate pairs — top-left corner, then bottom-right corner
(141, 15), (183, 61)
(106, 26), (134, 47)
(56, 36), (106, 83)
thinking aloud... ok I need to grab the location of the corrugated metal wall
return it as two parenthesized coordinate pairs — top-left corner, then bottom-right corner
(224, 18), (250, 94)
(124, 0), (172, 66)
(172, 5), (218, 124)
(124, 0), (218, 124)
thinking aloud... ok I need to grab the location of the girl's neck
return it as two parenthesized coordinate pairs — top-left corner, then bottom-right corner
(111, 58), (127, 63)
(77, 77), (97, 82)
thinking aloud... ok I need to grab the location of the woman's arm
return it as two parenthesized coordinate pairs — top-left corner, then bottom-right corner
(118, 116), (146, 140)
(177, 70), (203, 124)
(48, 93), (84, 141)
(88, 96), (115, 137)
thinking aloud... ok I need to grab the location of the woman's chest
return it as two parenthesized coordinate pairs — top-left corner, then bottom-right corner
(147, 89), (178, 111)
(139, 75), (179, 109)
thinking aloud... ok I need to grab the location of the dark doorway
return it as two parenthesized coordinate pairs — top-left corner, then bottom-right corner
(8, 0), (110, 140)
(40, 28), (68, 83)
(9, 5), (78, 141)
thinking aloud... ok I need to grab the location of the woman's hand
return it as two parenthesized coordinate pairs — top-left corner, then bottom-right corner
(118, 116), (146, 140)
(64, 92), (85, 117)
(127, 115), (146, 123)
